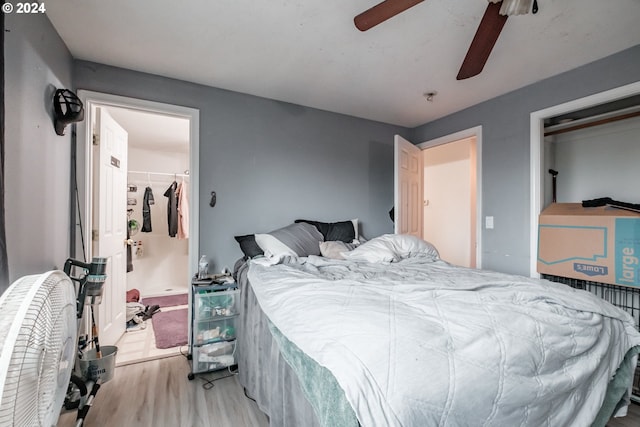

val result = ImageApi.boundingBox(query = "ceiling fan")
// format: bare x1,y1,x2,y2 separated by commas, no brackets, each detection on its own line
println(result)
354,0,539,80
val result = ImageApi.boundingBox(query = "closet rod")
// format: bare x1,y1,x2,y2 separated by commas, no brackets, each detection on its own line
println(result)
544,105,640,137
128,170,189,177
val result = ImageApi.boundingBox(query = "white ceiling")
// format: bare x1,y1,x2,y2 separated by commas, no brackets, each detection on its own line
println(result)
106,107,190,152
46,0,640,128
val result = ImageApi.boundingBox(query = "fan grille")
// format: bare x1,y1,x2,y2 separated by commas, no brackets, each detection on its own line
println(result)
0,271,77,427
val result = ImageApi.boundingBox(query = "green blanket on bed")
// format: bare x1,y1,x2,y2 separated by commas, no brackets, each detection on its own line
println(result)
591,346,640,427
269,322,359,427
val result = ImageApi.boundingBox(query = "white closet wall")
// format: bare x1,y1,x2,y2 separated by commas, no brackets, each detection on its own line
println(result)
552,116,640,203
127,146,189,296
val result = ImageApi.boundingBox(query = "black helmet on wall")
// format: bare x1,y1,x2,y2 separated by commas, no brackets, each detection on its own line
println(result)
53,89,84,136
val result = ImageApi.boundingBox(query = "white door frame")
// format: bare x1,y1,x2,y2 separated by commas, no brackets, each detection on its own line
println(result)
417,126,483,268
529,81,640,278
76,90,200,282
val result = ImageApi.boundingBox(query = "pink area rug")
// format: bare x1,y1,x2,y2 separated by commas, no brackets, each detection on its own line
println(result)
151,309,188,349
142,293,188,308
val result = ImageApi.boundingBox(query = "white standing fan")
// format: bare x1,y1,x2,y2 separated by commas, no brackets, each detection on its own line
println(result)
0,270,77,426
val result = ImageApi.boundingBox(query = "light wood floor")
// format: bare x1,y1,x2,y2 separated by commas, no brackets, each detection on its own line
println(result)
57,354,639,427
608,399,640,427
56,355,268,427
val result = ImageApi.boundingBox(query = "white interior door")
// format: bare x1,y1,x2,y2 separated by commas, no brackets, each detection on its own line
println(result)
394,135,423,237
93,107,128,346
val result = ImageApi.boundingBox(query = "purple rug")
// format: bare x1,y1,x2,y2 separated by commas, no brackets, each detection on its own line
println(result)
142,293,188,308
151,309,188,349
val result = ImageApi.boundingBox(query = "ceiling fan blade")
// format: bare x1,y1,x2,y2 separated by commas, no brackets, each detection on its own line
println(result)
354,0,425,32
457,1,508,80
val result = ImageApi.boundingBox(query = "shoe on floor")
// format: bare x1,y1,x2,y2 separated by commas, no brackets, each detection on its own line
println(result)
142,305,161,321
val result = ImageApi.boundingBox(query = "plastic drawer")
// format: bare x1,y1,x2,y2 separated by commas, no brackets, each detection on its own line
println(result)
194,289,239,321
193,316,237,346
193,340,236,373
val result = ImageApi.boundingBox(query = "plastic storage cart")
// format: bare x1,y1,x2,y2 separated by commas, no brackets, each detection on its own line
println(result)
188,280,239,380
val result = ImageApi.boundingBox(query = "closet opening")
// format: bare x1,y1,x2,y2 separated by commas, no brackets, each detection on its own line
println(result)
530,85,640,403
529,81,640,278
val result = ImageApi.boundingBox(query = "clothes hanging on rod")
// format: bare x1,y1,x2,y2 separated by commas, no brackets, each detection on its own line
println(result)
128,170,189,238
164,181,179,237
126,221,134,273
141,187,154,232
176,179,189,239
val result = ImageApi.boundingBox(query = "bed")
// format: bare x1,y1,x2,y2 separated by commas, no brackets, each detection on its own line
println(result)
235,222,640,427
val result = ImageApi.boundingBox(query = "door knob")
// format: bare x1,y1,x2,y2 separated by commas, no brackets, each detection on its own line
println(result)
124,239,134,246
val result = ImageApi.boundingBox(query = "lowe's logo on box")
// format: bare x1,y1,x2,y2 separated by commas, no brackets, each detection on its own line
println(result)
574,263,608,277
615,218,640,287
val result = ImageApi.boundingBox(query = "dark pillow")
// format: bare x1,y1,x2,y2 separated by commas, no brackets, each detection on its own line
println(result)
234,234,264,259
294,219,355,243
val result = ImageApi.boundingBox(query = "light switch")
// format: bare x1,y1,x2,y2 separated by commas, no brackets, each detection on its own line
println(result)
485,216,494,229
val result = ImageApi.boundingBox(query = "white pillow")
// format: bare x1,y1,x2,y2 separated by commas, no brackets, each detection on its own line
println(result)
384,234,440,260
340,237,398,263
319,241,356,260
341,234,439,263
351,218,359,240
254,234,297,258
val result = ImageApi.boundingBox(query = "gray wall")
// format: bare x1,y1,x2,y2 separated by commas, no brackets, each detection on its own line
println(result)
5,12,638,285
411,45,640,276
73,61,407,273
4,13,74,285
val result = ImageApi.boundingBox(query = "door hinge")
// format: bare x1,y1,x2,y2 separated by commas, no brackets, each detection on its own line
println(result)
92,230,99,241
92,134,99,146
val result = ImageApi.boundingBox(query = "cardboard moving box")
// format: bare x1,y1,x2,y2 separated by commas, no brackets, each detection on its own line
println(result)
537,203,640,287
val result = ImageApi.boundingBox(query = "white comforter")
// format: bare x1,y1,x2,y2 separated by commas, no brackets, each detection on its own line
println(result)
248,254,640,427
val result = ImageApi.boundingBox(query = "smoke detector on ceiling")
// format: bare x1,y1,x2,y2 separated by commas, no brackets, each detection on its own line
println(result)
423,91,438,102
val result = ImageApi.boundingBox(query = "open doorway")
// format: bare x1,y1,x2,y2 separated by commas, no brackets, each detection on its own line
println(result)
394,126,482,268
422,137,477,268
76,91,199,365
109,106,191,297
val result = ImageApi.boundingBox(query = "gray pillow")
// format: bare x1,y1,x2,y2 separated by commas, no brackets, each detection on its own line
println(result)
255,222,324,257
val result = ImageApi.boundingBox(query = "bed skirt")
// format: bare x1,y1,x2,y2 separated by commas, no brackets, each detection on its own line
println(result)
237,260,325,427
